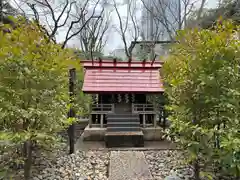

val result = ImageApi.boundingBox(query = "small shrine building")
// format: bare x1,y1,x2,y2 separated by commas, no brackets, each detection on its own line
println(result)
81,59,166,147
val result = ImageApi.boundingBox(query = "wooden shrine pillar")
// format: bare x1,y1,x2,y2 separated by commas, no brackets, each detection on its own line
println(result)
143,114,146,128
153,114,157,128
100,114,104,128
89,115,92,128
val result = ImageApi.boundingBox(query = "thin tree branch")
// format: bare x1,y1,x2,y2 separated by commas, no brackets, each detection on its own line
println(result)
62,0,101,48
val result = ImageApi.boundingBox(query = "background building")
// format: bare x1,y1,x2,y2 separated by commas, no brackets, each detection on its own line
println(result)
110,48,126,60
141,0,180,41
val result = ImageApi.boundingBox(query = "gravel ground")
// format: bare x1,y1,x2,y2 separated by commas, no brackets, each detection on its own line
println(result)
5,148,189,180
2,146,234,180
145,150,194,180
32,150,189,180
32,150,109,180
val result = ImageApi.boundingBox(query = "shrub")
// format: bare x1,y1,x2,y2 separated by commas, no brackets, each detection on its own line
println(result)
163,21,240,179
0,18,79,179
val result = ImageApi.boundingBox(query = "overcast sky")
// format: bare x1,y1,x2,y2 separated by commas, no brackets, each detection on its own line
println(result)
12,0,219,55
76,0,219,55
106,0,218,54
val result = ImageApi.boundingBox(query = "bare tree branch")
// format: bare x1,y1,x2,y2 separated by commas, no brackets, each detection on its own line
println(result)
75,2,111,60
128,2,139,56
196,0,207,20
141,0,174,41
140,0,206,40
15,0,104,49
12,0,27,17
62,0,102,48
112,0,140,59
113,0,130,58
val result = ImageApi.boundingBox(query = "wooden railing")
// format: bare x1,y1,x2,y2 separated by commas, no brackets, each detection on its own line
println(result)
132,104,155,114
91,104,114,114
91,103,156,114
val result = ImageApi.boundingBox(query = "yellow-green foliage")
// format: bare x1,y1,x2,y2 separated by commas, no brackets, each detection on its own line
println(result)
0,18,79,147
163,21,240,178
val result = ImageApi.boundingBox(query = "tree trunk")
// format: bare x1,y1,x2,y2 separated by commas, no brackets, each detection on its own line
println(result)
163,106,166,130
236,165,240,180
194,159,200,180
68,123,75,154
24,140,32,180
196,0,207,21
0,0,3,23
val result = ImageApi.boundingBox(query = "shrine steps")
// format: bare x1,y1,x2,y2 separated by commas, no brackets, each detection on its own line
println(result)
105,113,144,148
105,131,144,147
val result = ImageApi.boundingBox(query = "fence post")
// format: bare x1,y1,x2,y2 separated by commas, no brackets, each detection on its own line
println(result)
68,68,76,154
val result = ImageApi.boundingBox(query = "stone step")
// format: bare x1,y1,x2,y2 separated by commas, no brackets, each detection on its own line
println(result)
107,117,140,122
107,113,139,118
107,122,140,127
105,131,144,147
106,131,143,136
107,116,139,119
107,127,141,132
107,121,140,125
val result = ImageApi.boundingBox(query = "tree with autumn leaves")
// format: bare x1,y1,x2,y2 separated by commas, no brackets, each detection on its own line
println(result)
163,21,240,179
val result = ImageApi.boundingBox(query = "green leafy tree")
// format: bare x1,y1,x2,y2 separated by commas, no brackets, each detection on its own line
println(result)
0,18,79,179
74,77,92,118
163,21,240,179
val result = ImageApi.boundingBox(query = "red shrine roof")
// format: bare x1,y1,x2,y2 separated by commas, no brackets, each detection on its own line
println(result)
81,60,164,93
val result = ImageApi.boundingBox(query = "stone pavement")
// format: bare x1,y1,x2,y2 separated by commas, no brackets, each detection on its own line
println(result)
109,151,153,180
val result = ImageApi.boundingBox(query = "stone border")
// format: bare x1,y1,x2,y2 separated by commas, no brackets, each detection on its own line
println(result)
81,125,167,141
77,147,180,152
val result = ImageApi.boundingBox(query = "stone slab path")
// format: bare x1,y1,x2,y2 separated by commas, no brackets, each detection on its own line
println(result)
109,151,153,180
